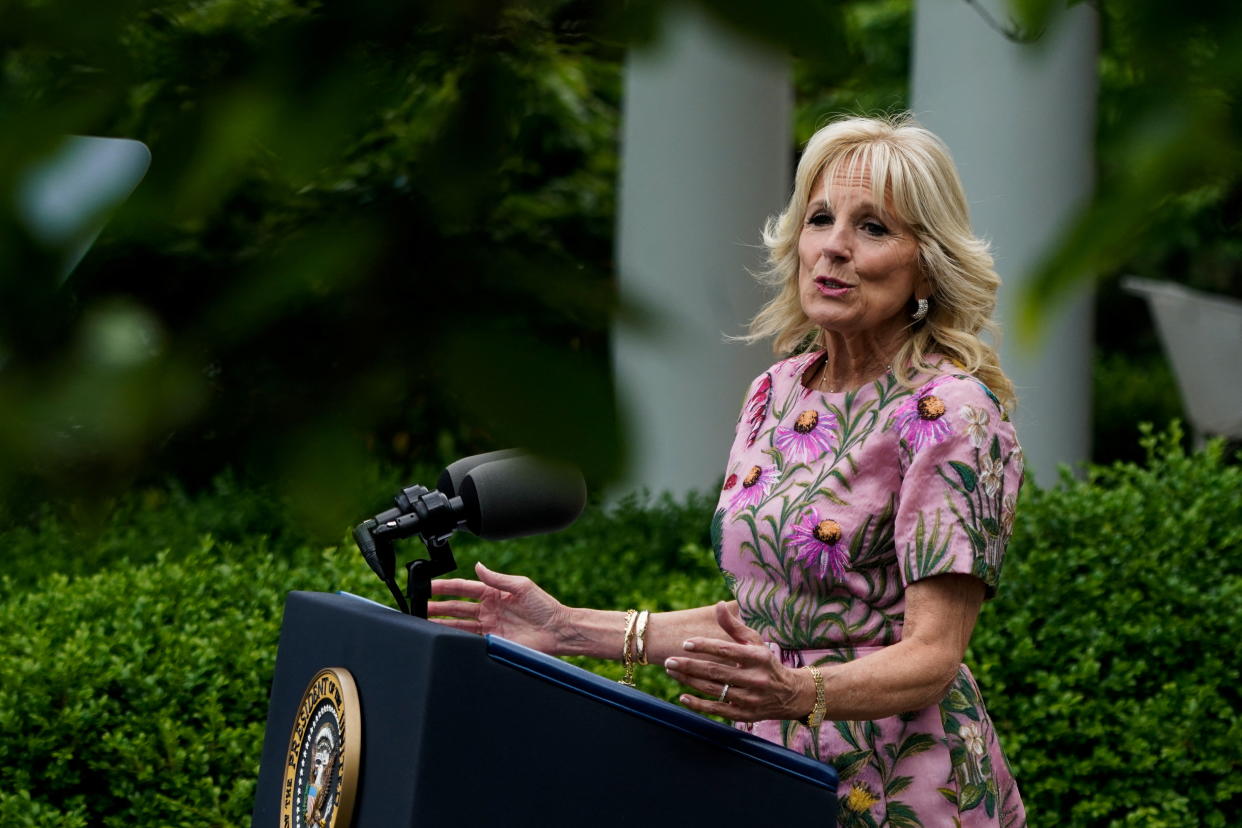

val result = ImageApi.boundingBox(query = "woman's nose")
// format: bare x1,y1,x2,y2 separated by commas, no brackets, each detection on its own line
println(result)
819,224,850,262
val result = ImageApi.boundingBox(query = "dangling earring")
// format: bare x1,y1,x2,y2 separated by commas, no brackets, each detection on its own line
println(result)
912,297,929,322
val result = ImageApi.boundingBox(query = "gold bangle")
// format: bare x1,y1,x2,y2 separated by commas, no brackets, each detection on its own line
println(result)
635,610,650,665
798,664,826,728
619,609,638,687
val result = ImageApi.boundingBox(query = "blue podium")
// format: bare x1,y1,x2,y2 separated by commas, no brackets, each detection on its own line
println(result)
251,591,837,826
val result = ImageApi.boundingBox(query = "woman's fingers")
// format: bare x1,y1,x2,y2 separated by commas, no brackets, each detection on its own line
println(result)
473,561,529,591
430,617,483,634
680,636,765,665
664,655,734,685
425,599,481,619
714,601,765,646
429,577,489,600
678,693,756,721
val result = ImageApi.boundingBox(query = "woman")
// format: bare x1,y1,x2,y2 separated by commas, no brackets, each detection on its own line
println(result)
430,114,1026,826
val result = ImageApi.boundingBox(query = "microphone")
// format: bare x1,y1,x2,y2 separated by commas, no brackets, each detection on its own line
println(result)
353,449,587,616
437,448,522,498
369,453,586,544
458,454,586,540
355,449,523,579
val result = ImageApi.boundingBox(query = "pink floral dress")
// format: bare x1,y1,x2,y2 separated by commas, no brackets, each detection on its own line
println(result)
713,351,1026,827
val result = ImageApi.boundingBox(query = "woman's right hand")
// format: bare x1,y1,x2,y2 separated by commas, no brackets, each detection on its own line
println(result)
427,562,571,655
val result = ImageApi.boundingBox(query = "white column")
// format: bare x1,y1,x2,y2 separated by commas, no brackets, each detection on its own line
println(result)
911,1,1098,485
613,6,792,496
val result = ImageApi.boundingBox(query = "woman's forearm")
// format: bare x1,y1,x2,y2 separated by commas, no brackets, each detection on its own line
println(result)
814,638,963,720
665,576,985,723
554,603,733,662
799,574,983,721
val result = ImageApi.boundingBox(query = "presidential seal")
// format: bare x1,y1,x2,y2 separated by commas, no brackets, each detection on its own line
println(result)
280,668,360,828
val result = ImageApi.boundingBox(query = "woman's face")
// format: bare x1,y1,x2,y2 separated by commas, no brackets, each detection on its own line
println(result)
797,166,924,342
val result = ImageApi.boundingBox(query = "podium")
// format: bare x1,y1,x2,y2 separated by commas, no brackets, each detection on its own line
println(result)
252,591,837,826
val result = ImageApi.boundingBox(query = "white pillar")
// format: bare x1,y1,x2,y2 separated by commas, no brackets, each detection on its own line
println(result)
911,1,1098,485
613,6,792,496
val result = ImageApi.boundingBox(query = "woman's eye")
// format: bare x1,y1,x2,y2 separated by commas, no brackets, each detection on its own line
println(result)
862,221,888,236
808,212,833,227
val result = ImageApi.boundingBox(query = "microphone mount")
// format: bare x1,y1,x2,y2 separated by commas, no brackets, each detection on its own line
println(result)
353,485,467,618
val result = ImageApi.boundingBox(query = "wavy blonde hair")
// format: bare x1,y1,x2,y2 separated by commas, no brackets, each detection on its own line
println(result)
745,113,1015,410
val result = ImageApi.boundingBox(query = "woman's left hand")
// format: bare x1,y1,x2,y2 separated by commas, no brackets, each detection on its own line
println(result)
664,602,811,723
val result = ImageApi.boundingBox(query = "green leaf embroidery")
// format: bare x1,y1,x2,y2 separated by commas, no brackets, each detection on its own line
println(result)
834,720,860,750
945,688,972,712
886,775,914,797
895,732,936,761
710,508,726,567
938,787,959,806
831,749,873,782
885,802,922,828
813,486,850,506
960,782,987,810
949,460,977,492
964,523,987,555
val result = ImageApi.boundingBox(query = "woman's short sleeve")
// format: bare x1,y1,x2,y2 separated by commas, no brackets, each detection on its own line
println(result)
890,374,1024,598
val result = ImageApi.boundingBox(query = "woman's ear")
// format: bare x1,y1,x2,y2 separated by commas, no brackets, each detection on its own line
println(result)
914,271,933,302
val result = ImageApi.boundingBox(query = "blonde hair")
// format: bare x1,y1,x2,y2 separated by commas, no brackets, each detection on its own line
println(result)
746,113,1016,410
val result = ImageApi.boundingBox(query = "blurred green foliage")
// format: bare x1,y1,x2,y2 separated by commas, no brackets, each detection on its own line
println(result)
1089,347,1182,465
2,0,639,533
2,425,1238,824
0,0,907,535
5,0,1240,523
1017,1,1242,326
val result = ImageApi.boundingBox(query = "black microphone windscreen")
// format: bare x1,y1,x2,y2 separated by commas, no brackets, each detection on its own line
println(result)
459,455,586,541
436,449,523,498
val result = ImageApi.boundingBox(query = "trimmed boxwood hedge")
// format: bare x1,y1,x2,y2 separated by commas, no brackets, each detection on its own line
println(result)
0,488,724,827
1,425,1239,825
968,424,1242,826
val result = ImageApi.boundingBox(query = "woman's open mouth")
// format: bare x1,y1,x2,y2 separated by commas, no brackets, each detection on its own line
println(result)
814,276,853,296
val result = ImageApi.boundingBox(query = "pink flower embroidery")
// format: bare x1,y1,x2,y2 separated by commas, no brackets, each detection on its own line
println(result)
787,508,848,580
787,351,821,377
774,408,837,466
728,464,777,512
892,376,954,453
744,373,773,448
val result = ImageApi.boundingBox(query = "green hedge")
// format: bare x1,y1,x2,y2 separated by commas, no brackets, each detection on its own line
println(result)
1,428,1239,825
970,424,1242,826
0,487,723,826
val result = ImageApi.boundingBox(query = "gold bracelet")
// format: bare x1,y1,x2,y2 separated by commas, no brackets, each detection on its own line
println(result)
635,609,650,665
619,609,638,687
798,664,826,728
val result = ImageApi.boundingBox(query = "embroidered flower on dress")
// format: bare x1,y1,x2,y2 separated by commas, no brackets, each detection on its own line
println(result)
1000,494,1017,542
961,723,986,757
723,473,738,491
787,351,822,377
959,404,989,448
774,408,837,466
892,376,954,452
844,782,879,814
979,455,1003,496
787,508,848,580
727,464,776,512
743,373,773,448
